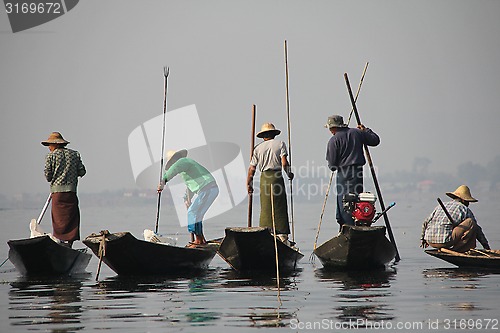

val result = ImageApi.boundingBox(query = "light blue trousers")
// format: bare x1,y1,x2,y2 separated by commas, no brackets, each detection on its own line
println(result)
187,185,219,235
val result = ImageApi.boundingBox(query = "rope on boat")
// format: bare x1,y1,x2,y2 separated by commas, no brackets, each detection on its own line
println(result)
95,230,109,281
0,257,9,269
310,172,334,263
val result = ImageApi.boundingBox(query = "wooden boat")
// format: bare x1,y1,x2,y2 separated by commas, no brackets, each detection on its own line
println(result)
217,227,304,272
7,235,92,276
313,225,397,270
83,231,220,276
425,248,500,269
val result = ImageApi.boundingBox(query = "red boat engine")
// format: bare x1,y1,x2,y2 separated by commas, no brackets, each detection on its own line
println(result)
352,201,376,224
343,192,377,226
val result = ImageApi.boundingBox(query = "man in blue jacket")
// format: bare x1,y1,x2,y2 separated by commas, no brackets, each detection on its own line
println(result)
325,115,380,227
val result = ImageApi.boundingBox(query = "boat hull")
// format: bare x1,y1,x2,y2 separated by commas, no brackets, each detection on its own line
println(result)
7,235,92,276
217,227,304,272
314,225,396,270
425,249,500,269
83,231,219,276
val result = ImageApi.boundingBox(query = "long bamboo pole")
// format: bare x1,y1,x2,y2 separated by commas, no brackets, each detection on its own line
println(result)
155,67,169,233
247,105,256,227
344,72,401,262
270,184,282,306
346,62,369,126
284,40,295,242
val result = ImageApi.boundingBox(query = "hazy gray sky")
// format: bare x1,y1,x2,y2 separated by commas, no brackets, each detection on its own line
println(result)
1,0,500,196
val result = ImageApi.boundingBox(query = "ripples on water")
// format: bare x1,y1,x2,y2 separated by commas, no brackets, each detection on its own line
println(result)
1,199,500,332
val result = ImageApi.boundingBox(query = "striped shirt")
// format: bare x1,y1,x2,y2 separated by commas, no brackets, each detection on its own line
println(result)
44,148,86,193
421,200,489,247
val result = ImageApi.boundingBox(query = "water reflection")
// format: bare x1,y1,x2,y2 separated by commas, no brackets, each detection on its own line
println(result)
88,270,223,328
423,267,500,280
315,267,397,323
422,268,497,314
217,268,301,328
9,275,88,332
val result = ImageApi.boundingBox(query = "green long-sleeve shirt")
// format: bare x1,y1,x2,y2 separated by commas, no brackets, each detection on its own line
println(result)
163,158,215,194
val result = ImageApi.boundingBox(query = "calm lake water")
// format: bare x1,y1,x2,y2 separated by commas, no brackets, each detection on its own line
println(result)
1,190,499,332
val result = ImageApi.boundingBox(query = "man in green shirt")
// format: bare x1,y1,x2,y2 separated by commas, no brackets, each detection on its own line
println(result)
158,149,219,246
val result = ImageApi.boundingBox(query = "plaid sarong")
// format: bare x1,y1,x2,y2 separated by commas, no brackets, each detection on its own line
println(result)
51,192,80,242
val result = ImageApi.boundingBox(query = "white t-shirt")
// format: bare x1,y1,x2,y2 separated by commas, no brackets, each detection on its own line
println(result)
250,139,288,172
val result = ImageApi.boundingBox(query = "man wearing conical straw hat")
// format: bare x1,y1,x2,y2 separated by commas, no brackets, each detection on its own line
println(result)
247,123,294,241
158,149,219,247
421,185,490,252
42,132,86,248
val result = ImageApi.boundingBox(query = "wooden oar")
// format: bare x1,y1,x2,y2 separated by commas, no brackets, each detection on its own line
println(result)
437,198,456,225
155,66,169,234
247,105,256,227
469,248,492,257
439,247,468,257
284,40,295,242
344,73,400,262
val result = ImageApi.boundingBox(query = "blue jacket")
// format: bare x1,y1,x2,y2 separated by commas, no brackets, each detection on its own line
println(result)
326,127,380,171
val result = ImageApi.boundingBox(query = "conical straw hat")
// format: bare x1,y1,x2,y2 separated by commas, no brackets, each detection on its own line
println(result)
165,149,188,170
256,123,281,138
446,185,478,202
41,132,70,146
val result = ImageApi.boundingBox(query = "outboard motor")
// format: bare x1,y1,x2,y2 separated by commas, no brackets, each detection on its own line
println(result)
342,192,377,226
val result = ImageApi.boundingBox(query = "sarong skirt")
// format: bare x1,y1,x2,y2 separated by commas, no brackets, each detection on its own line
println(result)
259,170,290,234
51,192,80,242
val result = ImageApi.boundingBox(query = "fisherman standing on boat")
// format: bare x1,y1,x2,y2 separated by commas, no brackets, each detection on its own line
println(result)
421,185,490,252
325,115,380,227
158,149,219,247
42,132,86,248
247,123,294,242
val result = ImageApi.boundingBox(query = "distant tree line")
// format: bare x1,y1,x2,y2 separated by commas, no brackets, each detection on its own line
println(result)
381,155,500,193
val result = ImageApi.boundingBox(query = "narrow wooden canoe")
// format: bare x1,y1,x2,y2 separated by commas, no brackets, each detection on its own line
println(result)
217,227,304,272
7,235,92,276
425,248,500,269
313,225,397,270
83,231,219,276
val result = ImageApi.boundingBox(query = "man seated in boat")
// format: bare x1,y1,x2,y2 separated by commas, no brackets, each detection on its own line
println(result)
246,123,294,244
158,149,219,247
420,185,490,252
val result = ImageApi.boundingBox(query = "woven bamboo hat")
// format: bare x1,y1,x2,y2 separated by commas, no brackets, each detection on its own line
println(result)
41,132,70,146
446,185,478,203
256,123,281,138
165,149,188,170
